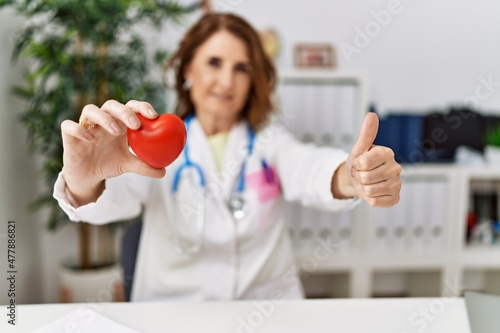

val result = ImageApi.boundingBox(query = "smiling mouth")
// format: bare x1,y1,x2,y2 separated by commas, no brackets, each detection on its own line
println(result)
211,93,234,101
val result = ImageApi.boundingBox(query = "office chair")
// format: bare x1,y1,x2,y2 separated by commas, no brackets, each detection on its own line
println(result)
121,220,143,302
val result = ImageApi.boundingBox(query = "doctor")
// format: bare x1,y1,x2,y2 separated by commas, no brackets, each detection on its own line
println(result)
54,13,401,301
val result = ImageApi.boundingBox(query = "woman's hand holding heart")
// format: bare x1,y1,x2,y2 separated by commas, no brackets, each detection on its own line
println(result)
61,100,185,206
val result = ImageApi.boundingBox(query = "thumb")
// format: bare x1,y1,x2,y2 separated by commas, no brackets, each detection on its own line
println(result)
349,112,379,158
125,155,166,179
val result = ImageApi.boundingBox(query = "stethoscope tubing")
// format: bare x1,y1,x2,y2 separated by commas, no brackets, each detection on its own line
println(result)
170,114,273,255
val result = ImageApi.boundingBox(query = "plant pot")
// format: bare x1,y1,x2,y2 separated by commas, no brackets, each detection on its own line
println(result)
484,145,500,165
58,260,124,303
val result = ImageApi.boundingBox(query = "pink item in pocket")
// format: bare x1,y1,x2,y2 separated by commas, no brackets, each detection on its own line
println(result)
246,165,281,203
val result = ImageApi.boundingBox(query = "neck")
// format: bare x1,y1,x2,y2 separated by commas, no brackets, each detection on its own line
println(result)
196,112,237,136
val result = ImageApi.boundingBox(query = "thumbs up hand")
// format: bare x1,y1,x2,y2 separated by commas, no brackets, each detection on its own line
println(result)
340,112,402,208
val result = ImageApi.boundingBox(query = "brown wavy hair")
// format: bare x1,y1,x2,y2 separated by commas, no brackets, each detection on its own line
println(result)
166,13,276,131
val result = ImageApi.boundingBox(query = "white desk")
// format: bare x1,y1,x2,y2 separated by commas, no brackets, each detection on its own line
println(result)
2,298,470,333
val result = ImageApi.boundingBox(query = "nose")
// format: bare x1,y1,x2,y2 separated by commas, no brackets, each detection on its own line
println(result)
217,65,234,90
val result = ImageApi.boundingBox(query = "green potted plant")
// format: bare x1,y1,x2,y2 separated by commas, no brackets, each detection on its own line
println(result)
0,0,199,302
485,125,500,165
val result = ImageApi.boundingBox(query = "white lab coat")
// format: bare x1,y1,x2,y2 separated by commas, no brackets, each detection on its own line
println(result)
53,117,359,302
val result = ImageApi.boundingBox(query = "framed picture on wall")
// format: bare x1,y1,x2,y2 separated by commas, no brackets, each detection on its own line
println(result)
294,43,337,69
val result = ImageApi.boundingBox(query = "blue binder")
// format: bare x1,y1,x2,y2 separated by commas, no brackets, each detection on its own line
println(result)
374,113,424,164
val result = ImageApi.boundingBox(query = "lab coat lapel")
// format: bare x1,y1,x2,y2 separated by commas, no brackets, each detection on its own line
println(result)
187,118,248,203
219,121,248,201
187,118,218,181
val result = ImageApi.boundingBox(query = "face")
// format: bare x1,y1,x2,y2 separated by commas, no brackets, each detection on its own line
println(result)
184,30,252,124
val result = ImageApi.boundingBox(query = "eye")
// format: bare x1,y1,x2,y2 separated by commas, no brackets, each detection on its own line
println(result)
208,57,221,68
235,64,249,73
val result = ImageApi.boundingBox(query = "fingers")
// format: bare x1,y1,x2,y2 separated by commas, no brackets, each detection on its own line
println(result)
80,104,124,136
79,100,159,136
353,165,401,187
101,99,157,130
61,119,96,143
352,146,395,171
364,194,400,209
349,112,379,158
349,145,402,208
359,178,402,198
355,172,401,207
125,100,158,119
123,155,166,179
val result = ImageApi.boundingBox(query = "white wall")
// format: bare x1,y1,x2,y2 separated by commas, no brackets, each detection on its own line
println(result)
0,8,42,304
166,0,500,114
1,0,500,304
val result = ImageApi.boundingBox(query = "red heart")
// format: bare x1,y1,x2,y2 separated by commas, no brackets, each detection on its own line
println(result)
127,114,186,169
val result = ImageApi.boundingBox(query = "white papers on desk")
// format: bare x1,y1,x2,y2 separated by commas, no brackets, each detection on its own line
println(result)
33,309,141,333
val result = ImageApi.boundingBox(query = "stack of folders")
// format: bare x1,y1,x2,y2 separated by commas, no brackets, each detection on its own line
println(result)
278,81,361,256
278,82,359,153
374,114,425,163
369,178,448,254
285,202,354,256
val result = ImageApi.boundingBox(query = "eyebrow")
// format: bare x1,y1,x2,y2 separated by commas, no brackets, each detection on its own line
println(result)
236,61,251,68
208,56,251,66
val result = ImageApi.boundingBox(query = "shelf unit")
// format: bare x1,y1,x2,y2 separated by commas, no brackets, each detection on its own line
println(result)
291,164,500,298
455,167,500,297
277,70,500,299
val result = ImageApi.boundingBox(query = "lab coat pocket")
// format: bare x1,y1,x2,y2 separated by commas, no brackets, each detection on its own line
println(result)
246,165,281,203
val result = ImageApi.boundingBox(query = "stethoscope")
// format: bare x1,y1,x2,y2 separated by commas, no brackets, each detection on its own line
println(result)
170,114,274,255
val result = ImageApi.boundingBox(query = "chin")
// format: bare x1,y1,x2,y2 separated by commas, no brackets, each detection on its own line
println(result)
205,106,241,120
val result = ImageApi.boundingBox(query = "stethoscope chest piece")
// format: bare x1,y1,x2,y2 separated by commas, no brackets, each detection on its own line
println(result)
171,115,273,254
228,195,247,220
